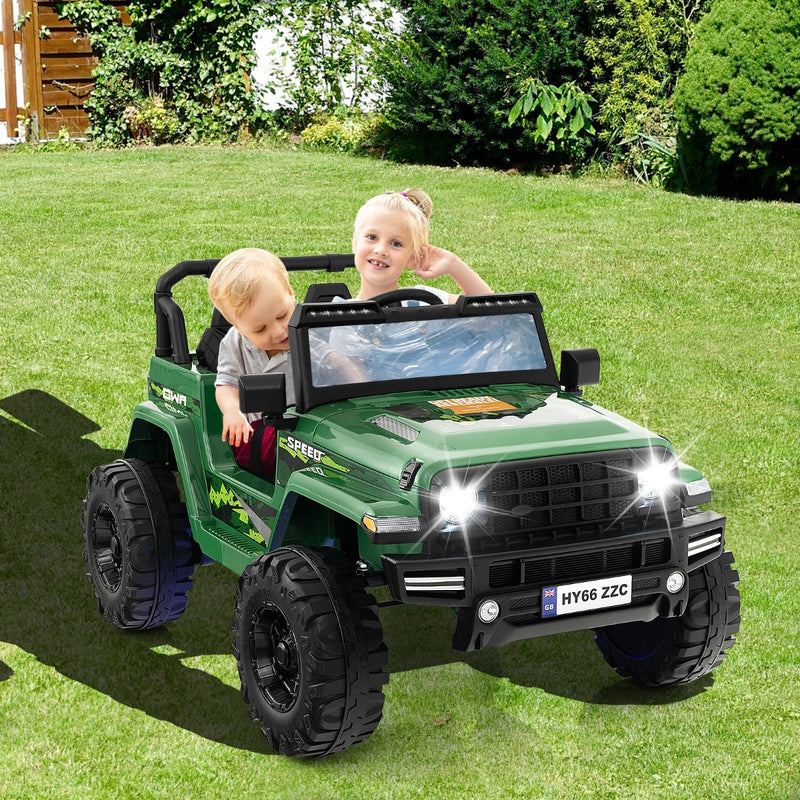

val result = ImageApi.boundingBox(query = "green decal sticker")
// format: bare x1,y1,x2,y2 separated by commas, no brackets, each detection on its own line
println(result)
280,435,350,473
209,479,264,544
149,380,200,416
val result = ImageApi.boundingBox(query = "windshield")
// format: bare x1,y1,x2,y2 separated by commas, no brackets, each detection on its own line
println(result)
308,313,547,387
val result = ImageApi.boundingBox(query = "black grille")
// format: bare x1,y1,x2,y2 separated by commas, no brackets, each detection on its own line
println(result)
488,456,636,531
488,537,671,589
425,447,681,557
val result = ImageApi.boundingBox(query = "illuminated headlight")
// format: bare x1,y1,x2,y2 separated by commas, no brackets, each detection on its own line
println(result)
439,485,480,526
637,459,678,502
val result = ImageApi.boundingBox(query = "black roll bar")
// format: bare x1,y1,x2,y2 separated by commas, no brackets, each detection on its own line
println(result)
154,254,355,364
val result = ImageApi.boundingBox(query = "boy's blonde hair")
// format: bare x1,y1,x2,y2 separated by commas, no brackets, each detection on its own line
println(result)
208,248,290,322
352,188,433,263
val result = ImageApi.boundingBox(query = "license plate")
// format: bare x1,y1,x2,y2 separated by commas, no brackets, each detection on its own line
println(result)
542,574,632,618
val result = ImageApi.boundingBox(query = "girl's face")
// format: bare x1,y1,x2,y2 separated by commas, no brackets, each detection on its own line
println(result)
353,209,417,293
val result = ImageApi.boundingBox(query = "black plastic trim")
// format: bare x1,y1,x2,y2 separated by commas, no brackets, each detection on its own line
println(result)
381,510,725,649
289,292,559,414
154,254,355,363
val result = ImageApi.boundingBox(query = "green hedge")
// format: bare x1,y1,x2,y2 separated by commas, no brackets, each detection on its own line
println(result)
378,0,589,166
674,0,800,200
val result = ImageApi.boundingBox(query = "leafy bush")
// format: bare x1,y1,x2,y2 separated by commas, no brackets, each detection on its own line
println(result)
59,0,267,145
619,109,680,188
673,0,800,200
377,0,589,166
260,0,396,126
123,96,182,145
508,79,596,163
300,110,390,154
584,0,711,140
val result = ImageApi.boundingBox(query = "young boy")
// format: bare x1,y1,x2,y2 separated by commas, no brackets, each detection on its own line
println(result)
208,248,295,477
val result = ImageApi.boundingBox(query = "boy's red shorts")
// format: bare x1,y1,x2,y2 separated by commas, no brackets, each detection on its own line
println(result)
230,420,277,478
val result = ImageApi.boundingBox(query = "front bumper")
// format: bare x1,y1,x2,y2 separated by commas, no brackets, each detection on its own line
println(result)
381,509,725,651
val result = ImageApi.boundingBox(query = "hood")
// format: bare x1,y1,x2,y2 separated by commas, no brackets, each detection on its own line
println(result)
310,385,667,488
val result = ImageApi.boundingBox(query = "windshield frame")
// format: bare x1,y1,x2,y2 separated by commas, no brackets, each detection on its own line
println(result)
287,292,559,413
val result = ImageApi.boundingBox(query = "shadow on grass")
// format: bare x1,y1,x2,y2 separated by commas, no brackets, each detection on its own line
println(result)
0,390,706,761
0,390,267,754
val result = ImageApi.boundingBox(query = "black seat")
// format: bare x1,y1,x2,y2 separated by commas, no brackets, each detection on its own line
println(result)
303,282,351,303
197,307,232,371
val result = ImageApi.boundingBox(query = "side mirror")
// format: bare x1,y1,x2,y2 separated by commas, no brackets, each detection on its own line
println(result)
560,348,600,396
239,373,297,429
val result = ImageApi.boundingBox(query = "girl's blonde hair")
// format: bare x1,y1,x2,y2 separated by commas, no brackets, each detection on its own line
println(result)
208,248,290,322
352,188,433,263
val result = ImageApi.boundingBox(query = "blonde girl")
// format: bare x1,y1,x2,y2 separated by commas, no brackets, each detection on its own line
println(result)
351,188,491,302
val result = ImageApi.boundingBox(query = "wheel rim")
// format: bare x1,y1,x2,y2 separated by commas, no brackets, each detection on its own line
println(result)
249,602,300,713
91,503,123,592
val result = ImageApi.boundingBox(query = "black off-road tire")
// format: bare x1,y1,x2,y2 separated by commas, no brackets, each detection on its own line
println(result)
594,550,740,686
232,546,389,758
83,458,195,630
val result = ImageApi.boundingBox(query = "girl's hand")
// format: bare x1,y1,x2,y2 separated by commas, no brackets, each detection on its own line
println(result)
413,245,492,297
222,411,253,447
413,245,456,280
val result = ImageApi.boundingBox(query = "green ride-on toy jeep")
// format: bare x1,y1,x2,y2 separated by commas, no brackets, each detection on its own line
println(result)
83,256,740,758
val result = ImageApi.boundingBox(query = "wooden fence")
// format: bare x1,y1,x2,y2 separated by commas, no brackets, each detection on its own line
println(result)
1,0,127,141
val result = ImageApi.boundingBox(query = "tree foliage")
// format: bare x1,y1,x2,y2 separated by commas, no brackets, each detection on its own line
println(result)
376,0,589,166
584,0,712,141
259,0,396,126
673,0,800,200
60,0,266,144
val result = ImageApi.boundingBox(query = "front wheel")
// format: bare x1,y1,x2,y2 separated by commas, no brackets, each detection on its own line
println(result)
594,550,740,686
232,546,388,757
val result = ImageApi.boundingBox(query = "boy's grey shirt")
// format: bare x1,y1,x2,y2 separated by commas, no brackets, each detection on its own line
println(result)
215,327,295,423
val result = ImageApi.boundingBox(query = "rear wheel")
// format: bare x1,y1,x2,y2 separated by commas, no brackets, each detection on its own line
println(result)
232,546,388,757
83,458,195,629
594,550,740,685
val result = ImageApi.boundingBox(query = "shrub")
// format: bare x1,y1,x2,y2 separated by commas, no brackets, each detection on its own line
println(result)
123,96,182,145
300,110,390,154
377,0,589,166
619,108,680,188
584,0,712,142
59,0,267,146
673,0,800,200
508,78,596,163
260,0,396,126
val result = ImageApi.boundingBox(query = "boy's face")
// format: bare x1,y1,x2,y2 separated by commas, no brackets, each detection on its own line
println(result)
234,275,295,357
353,209,416,291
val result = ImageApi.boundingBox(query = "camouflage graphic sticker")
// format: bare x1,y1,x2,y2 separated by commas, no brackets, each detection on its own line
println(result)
208,478,267,545
276,434,396,493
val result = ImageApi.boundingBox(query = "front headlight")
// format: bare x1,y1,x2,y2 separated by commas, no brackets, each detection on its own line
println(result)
637,458,678,502
439,485,480,526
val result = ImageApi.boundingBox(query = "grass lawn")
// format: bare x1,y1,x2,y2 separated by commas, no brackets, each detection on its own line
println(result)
0,145,798,800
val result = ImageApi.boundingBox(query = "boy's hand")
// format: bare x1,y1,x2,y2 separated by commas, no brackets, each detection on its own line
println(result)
222,411,253,447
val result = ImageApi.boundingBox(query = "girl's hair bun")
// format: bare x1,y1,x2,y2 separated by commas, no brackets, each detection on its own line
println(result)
400,188,433,220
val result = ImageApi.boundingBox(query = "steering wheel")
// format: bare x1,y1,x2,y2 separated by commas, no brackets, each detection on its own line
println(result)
369,288,445,307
